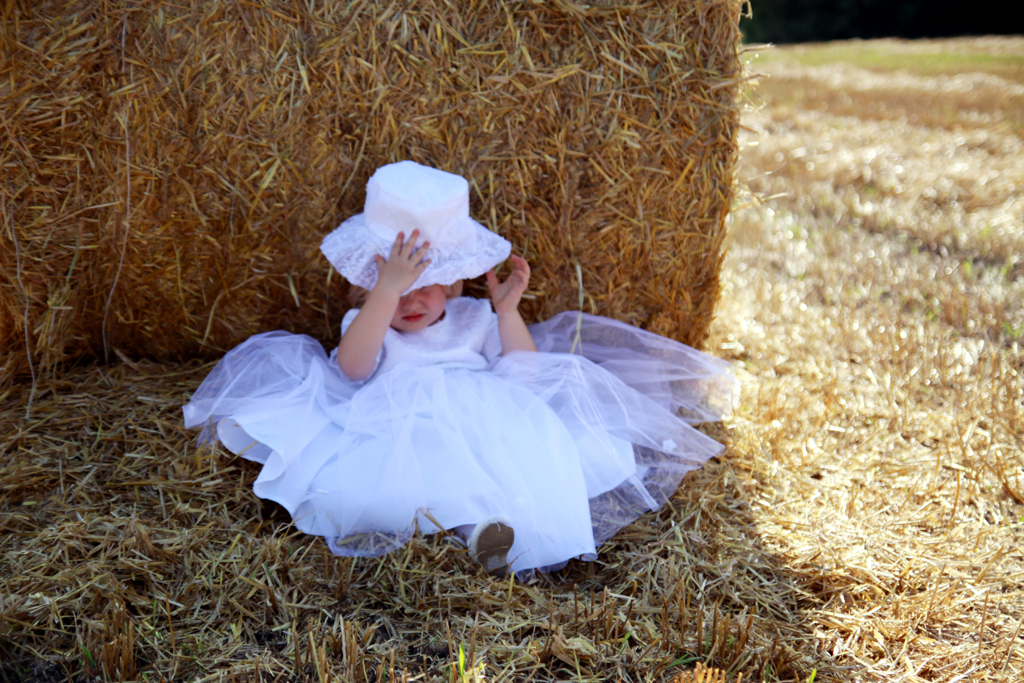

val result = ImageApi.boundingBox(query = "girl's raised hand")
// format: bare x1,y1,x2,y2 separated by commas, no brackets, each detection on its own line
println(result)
373,230,430,295
486,255,531,314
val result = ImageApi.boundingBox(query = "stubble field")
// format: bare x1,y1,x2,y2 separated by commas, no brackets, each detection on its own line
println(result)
2,36,1023,683
709,35,1024,681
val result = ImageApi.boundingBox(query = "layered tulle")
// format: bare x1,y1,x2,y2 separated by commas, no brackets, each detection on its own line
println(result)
183,314,736,575
529,312,737,424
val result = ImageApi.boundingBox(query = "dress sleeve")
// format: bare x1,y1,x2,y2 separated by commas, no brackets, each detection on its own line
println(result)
481,311,503,363
340,308,360,336
329,308,385,380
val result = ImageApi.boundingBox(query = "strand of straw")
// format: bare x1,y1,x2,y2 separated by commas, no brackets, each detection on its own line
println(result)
569,260,584,355
102,20,132,364
8,199,37,421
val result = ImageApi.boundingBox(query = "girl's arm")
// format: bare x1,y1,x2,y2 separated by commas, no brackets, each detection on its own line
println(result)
486,255,538,355
337,231,430,380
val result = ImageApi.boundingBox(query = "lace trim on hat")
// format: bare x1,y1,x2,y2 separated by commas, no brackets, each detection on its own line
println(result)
320,215,511,292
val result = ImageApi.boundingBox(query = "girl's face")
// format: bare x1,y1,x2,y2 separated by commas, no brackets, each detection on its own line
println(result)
390,284,448,332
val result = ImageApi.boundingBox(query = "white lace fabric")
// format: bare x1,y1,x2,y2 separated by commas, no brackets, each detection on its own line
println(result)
320,214,511,293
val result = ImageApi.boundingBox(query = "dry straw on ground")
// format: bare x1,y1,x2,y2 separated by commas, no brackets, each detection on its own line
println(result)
1,0,744,388
0,361,770,683
712,37,1024,681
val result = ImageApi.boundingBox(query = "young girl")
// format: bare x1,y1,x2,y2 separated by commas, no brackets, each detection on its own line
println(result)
183,161,735,578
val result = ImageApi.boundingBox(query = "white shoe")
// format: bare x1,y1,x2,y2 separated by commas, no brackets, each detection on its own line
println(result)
468,517,515,578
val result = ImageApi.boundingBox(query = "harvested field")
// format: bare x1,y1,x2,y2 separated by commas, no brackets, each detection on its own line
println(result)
715,36,1024,681
2,36,1024,683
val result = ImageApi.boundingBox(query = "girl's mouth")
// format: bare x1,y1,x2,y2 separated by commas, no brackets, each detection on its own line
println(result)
402,313,425,323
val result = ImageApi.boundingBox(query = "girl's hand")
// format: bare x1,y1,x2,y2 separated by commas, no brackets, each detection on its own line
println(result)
338,231,428,381
486,255,531,315
373,230,431,295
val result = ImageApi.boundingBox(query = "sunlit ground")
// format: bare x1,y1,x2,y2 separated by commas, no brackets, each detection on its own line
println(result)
706,36,1024,682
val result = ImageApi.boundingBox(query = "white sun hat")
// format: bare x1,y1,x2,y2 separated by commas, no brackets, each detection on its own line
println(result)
320,161,512,293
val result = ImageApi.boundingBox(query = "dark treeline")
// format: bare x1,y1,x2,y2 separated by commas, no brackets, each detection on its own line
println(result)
741,0,1024,44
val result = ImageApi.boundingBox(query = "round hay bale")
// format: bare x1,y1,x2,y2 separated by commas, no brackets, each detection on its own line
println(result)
0,0,744,384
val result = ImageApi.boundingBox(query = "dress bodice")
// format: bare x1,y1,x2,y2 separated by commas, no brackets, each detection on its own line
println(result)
332,297,502,380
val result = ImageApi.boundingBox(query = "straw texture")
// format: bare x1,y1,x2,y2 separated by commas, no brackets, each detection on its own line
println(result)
0,360,759,683
0,0,743,384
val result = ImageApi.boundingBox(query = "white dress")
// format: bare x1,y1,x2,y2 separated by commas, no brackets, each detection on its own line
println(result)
183,297,736,575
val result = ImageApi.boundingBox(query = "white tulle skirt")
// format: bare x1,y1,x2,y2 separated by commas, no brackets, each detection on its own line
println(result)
183,312,736,575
